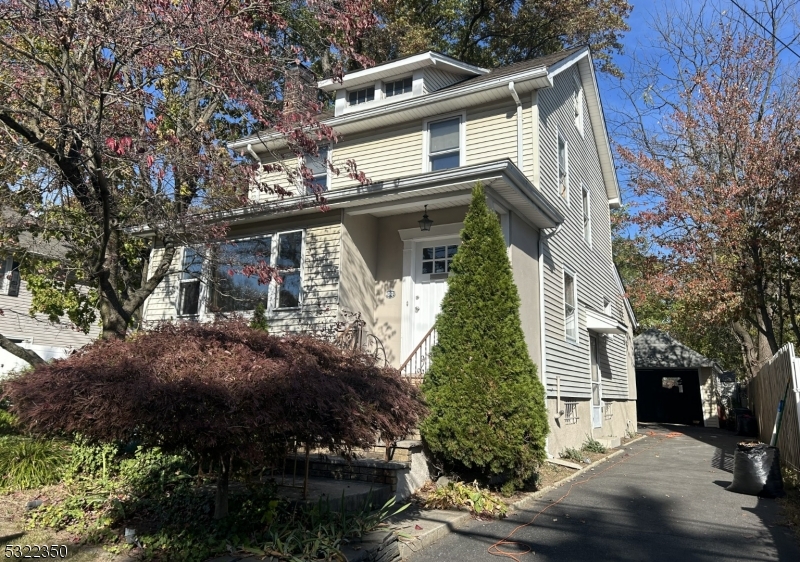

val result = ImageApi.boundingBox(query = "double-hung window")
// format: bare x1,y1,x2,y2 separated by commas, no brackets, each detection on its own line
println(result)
428,117,461,171
305,148,328,194
558,135,568,200
178,248,203,316
0,257,20,297
276,231,303,308
564,270,577,342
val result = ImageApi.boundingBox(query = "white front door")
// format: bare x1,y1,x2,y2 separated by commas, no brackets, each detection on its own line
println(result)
411,238,460,347
590,335,603,428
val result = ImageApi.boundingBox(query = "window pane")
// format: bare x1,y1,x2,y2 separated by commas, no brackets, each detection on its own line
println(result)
422,262,433,274
180,281,200,315
349,92,357,105
434,246,445,259
211,238,271,312
430,152,460,171
367,88,374,102
306,148,327,176
278,232,302,268
183,248,203,279
434,260,446,273
447,245,458,257
429,118,460,153
278,271,301,308
422,247,433,260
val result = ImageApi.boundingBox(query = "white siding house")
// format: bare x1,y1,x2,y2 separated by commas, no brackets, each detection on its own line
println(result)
141,47,638,454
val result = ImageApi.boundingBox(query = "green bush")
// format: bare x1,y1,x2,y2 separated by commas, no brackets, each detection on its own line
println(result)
0,408,18,436
0,436,69,491
561,447,584,463
582,435,607,454
421,182,549,493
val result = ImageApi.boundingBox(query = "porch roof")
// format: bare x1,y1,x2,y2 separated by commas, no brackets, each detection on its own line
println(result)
131,160,564,236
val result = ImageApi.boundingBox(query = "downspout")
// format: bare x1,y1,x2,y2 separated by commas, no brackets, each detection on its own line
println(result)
508,82,523,169
246,143,259,163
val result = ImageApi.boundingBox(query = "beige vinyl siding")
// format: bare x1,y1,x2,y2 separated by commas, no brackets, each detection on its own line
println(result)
0,283,98,347
250,153,299,203
422,69,467,93
330,123,423,189
538,66,630,401
141,246,182,323
142,222,342,335
465,101,517,165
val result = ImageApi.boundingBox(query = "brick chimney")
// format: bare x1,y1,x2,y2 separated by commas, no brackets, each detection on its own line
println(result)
284,63,318,116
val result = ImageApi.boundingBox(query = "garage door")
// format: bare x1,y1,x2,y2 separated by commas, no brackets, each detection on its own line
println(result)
636,369,704,425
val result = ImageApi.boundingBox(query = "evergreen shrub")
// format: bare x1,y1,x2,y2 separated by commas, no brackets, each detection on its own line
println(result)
420,183,548,492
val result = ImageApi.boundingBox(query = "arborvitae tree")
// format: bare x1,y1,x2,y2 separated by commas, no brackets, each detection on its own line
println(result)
250,303,269,332
420,183,548,492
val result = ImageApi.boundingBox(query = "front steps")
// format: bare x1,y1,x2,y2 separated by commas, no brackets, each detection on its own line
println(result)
285,439,429,500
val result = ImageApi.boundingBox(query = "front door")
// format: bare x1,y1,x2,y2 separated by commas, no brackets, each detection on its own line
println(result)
590,335,603,428
411,238,460,347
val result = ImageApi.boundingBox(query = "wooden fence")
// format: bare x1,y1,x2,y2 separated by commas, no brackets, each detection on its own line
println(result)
748,343,800,471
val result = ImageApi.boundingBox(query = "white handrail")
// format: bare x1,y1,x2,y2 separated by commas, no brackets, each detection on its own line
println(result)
399,326,437,378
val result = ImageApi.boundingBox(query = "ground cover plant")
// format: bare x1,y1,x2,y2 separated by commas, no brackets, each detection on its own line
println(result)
419,480,508,519
3,321,425,519
17,439,405,562
421,183,548,494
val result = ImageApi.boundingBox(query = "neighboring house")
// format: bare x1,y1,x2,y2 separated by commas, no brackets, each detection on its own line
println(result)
0,234,99,377
141,47,638,455
634,329,721,428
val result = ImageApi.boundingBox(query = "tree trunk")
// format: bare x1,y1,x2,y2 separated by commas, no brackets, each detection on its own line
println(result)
98,295,129,340
214,455,230,519
0,333,46,366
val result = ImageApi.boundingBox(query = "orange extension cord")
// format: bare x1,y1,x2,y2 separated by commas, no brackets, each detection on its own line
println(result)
487,431,683,561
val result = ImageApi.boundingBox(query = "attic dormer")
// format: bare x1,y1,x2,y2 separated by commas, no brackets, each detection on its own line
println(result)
318,52,488,117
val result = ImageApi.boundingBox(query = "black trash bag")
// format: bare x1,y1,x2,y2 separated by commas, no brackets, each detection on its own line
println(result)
726,443,785,498
736,413,759,437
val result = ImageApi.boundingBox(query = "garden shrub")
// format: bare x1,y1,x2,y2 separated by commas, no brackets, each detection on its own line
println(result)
0,436,69,491
421,183,548,493
3,321,425,517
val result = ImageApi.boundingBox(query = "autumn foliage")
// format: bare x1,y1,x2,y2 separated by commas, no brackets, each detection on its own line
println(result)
2,321,425,515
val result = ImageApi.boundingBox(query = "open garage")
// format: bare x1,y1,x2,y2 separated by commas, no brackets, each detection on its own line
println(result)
634,330,721,427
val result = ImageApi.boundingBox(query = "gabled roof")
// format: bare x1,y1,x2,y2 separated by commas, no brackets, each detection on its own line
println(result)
230,47,621,206
634,329,717,370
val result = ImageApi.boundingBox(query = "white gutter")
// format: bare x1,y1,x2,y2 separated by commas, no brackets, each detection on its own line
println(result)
508,81,523,169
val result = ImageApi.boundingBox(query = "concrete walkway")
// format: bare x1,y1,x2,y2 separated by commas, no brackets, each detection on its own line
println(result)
405,425,800,561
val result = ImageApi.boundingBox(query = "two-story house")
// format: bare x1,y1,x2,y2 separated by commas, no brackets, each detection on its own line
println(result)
141,47,638,456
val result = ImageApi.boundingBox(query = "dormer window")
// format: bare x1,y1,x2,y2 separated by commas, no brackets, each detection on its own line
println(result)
385,77,412,97
348,86,375,106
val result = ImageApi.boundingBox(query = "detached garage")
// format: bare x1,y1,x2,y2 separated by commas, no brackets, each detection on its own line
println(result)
634,329,720,428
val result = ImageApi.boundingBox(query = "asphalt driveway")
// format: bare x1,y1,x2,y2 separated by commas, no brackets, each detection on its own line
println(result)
406,424,800,562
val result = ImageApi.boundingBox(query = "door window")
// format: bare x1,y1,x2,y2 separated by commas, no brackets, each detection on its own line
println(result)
420,244,458,275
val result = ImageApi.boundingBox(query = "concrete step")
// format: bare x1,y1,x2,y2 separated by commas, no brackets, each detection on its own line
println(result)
594,436,621,449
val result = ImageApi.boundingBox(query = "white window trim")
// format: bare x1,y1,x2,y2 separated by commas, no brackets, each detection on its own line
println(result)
383,76,414,100
300,147,331,193
192,229,305,318
0,256,20,297
563,266,578,344
273,229,305,311
557,130,569,204
573,72,584,136
177,247,203,318
582,183,592,247
421,110,467,173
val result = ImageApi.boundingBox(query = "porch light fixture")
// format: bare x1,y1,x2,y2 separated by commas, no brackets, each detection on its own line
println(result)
418,205,433,231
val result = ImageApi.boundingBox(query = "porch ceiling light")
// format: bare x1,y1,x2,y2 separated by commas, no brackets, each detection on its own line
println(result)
418,205,433,231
